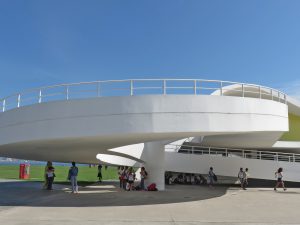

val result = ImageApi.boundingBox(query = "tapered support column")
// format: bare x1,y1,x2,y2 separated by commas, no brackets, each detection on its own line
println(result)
141,141,165,190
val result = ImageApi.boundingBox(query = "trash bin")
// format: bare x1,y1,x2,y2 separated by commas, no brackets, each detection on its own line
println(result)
19,163,30,179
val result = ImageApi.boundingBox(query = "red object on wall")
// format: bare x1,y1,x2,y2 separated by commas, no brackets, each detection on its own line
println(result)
19,164,30,179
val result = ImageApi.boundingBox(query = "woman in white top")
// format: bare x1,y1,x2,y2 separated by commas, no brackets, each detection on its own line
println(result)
274,167,287,191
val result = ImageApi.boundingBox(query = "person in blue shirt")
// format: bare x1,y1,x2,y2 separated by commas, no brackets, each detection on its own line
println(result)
68,162,79,194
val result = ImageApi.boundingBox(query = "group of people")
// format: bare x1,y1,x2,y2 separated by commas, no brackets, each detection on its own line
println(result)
118,166,148,191
43,161,287,193
165,172,207,185
237,167,249,190
209,166,287,191
43,161,79,194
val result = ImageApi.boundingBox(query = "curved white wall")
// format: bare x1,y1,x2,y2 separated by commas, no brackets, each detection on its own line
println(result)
165,152,300,182
0,95,288,163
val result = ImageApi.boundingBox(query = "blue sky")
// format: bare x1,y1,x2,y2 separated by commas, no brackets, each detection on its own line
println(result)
1,0,300,98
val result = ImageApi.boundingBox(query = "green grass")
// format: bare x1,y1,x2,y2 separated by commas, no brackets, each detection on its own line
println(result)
0,165,118,182
280,113,300,141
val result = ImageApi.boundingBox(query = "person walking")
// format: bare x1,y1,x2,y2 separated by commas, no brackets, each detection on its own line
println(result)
208,167,216,188
97,164,102,182
238,168,246,190
274,167,287,191
68,162,79,194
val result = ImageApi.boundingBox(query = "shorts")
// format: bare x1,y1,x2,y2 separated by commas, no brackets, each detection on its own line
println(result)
128,180,134,184
277,178,282,182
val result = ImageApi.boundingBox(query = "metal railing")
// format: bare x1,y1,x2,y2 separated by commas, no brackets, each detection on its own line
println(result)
165,144,300,163
0,79,287,113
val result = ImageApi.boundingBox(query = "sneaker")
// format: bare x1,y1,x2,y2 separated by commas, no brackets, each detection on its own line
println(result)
284,188,287,191
274,188,277,191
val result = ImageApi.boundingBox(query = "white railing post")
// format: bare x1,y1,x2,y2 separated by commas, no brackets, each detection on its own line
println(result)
66,86,69,100
208,147,211,155
284,94,287,104
191,146,194,154
225,148,228,157
130,80,133,96
198,81,201,95
242,84,245,97
220,81,223,96
97,82,101,97
38,89,42,103
259,151,261,160
163,80,166,95
271,89,273,100
0,79,289,113
293,154,295,162
2,99,6,112
17,94,21,108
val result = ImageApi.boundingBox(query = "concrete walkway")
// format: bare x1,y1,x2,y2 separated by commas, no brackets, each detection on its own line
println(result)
0,180,299,225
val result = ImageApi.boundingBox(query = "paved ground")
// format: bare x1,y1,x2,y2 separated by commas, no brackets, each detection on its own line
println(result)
0,179,300,225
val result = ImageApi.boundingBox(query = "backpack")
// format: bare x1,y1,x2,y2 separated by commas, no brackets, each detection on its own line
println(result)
147,183,157,191
213,174,218,182
69,166,78,176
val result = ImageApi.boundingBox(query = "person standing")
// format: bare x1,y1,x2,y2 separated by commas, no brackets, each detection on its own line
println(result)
97,164,102,182
274,167,287,191
123,166,128,190
43,161,52,189
127,167,135,191
118,166,124,188
46,166,55,190
68,162,79,194
208,167,215,188
238,168,246,190
140,167,148,190
243,168,249,189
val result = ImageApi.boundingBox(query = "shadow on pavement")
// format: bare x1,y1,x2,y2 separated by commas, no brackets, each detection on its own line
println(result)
0,180,229,207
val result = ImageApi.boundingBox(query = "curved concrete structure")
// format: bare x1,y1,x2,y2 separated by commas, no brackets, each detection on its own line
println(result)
0,79,299,189
0,95,289,160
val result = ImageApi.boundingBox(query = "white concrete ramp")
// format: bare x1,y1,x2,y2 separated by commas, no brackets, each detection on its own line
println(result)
165,151,300,182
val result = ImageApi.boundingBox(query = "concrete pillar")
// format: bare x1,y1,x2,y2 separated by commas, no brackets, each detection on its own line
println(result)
141,141,165,190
